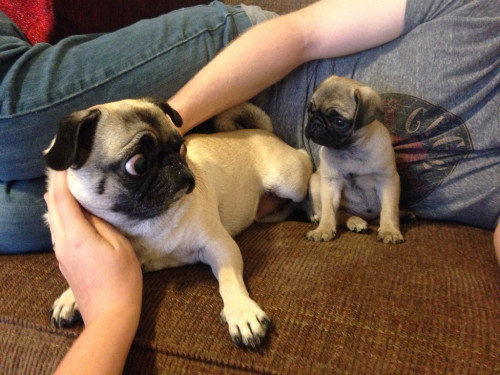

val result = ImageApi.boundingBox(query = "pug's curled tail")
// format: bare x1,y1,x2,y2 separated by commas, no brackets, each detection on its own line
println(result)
214,103,273,133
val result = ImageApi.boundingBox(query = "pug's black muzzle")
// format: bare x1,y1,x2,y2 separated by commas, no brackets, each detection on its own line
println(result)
305,112,354,149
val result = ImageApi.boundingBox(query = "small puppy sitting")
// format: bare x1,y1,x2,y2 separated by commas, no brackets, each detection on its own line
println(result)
44,98,313,348
305,76,404,244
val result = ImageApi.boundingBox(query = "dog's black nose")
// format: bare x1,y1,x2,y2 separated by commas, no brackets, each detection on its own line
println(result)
305,115,324,140
159,153,176,167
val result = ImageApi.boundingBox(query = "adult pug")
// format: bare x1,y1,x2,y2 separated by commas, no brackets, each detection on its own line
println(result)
305,76,404,244
44,98,312,348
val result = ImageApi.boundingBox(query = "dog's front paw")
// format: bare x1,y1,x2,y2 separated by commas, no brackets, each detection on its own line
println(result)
306,228,336,242
377,229,404,244
220,298,270,349
346,216,369,233
50,288,82,328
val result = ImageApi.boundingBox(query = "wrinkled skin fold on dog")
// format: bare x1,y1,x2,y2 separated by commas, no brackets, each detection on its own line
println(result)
44,99,313,348
305,76,404,244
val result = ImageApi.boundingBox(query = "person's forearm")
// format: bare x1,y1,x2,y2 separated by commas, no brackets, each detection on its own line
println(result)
168,13,309,134
168,0,406,134
54,309,140,375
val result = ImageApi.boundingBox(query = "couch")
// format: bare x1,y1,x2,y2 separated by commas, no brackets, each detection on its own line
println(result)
1,1,499,374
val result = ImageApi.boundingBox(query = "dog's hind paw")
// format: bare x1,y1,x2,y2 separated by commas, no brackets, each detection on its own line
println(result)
309,214,320,224
220,298,270,349
377,229,404,244
50,288,82,328
306,228,336,242
346,216,369,233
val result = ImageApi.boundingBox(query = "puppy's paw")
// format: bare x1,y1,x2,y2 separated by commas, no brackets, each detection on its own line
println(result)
377,229,404,244
50,288,82,328
306,228,336,242
220,298,270,349
346,216,369,233
309,214,320,224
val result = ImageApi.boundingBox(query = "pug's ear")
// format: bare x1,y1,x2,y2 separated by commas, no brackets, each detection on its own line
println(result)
141,97,183,127
353,86,383,129
44,109,100,170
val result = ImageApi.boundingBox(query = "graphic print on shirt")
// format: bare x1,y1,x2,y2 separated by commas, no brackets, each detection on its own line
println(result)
381,93,473,207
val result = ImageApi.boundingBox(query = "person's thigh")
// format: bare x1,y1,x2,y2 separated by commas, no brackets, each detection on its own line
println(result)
0,178,50,253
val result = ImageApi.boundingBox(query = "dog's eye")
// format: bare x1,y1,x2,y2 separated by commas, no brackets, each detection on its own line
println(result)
333,118,349,128
125,154,149,176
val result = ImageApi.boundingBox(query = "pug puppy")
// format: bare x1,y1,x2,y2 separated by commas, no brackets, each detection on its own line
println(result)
44,98,313,348
304,76,404,244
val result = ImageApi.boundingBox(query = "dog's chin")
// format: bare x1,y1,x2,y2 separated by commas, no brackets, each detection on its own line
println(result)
309,136,351,149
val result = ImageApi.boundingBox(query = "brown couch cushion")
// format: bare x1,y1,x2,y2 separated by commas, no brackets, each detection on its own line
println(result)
1,220,499,374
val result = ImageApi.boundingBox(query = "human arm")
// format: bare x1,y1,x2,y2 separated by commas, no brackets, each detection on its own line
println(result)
44,171,142,375
169,0,407,134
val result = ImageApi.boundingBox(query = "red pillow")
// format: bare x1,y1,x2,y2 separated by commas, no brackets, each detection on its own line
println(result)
0,0,54,44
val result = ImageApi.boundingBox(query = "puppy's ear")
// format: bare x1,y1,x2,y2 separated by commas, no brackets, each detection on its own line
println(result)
44,109,100,170
353,86,383,128
141,97,183,128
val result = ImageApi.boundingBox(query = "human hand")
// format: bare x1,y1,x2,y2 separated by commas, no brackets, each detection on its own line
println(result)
44,171,143,326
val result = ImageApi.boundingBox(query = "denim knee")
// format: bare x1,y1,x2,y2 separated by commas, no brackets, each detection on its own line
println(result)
0,177,51,253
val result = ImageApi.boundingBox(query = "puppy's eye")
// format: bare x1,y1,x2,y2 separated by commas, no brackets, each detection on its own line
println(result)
333,118,349,128
125,154,149,176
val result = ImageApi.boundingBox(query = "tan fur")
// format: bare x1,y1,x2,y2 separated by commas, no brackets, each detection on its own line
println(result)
305,76,404,244
46,100,312,348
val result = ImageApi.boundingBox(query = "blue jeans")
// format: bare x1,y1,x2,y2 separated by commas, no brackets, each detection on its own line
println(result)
0,2,252,253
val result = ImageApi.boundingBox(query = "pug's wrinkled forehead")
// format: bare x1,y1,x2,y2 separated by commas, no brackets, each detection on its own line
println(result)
89,99,184,164
97,99,179,139
43,97,184,172
309,76,363,120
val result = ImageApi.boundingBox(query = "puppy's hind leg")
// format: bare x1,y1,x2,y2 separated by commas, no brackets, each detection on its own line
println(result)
338,211,369,234
200,226,270,348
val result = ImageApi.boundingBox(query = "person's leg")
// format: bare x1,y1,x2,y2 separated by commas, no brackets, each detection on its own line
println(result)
0,1,254,253
0,178,50,253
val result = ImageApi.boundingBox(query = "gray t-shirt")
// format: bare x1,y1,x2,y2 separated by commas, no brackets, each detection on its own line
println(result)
251,0,500,230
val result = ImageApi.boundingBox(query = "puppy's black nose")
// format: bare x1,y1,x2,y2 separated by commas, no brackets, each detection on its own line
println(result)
305,114,324,140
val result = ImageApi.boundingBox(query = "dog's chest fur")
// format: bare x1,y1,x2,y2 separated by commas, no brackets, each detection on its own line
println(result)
317,121,394,217
105,130,285,272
